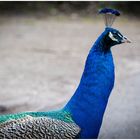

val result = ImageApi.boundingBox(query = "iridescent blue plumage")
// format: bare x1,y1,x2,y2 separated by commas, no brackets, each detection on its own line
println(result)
0,9,131,139
64,27,130,138
64,27,115,138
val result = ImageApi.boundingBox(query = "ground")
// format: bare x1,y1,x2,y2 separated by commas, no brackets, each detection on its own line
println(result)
0,15,139,138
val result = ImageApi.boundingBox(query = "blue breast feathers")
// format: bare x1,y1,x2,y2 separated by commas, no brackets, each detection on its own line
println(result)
64,28,115,138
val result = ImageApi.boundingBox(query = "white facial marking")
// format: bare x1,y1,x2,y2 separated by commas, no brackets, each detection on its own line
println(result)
118,33,123,38
109,32,119,42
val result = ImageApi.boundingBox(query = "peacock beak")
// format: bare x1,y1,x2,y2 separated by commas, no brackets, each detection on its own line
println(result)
121,36,131,43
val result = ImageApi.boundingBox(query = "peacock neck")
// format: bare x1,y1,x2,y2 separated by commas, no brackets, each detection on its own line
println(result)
63,33,115,138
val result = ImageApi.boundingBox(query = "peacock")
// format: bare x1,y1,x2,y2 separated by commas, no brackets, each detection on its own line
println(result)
0,8,131,139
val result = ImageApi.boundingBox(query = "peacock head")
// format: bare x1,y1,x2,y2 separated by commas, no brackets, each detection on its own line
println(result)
102,27,131,48
98,8,131,49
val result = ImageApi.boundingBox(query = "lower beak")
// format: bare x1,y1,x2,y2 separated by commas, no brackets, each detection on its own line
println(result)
121,37,131,43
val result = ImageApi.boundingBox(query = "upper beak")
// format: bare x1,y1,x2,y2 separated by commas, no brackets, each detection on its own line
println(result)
121,36,131,43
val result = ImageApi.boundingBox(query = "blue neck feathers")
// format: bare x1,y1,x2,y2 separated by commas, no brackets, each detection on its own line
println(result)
64,28,115,138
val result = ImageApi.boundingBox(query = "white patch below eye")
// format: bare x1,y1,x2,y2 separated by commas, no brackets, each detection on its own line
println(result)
109,32,119,42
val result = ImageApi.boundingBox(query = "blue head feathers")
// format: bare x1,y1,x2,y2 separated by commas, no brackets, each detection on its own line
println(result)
99,8,120,27
99,8,120,16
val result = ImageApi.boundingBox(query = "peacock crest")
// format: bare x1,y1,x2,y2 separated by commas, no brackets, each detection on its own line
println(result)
99,8,120,27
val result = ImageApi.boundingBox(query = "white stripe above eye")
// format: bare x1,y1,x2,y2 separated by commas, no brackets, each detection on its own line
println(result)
109,32,119,42
118,33,123,38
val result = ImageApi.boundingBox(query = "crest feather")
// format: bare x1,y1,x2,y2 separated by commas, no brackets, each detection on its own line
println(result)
99,8,120,27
